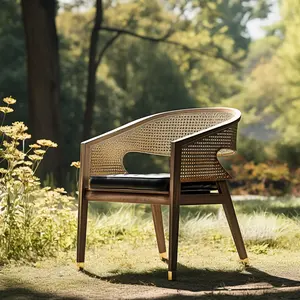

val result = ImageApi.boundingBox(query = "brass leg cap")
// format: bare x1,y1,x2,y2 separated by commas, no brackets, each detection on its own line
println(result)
77,262,84,270
168,271,176,281
240,258,250,266
159,252,167,261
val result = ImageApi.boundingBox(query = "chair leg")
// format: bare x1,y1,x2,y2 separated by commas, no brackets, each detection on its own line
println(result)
218,181,248,262
168,203,180,281
151,204,167,261
77,196,88,270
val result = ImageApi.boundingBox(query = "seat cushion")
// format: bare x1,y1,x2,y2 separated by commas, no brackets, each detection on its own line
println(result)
89,174,217,194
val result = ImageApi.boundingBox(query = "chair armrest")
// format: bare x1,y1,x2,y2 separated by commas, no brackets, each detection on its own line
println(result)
170,121,239,182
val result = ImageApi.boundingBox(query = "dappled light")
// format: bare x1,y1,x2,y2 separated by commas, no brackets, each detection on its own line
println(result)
1,0,300,299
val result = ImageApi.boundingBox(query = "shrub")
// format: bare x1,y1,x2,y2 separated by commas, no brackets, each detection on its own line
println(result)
0,97,77,262
275,142,300,169
230,161,291,196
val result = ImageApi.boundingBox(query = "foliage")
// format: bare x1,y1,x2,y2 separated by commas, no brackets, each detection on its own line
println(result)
0,98,77,262
230,0,300,171
0,0,277,179
201,0,271,52
236,136,268,163
3,0,300,187
230,161,291,196
275,142,300,169
226,36,282,146
0,0,27,122
56,0,248,172
270,0,300,147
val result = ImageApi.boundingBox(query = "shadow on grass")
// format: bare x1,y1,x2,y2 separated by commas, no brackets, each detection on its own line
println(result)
0,287,83,300
131,289,300,299
0,277,84,300
80,264,300,293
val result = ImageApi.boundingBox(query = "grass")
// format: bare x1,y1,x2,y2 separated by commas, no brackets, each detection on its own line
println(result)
1,197,300,299
87,197,300,253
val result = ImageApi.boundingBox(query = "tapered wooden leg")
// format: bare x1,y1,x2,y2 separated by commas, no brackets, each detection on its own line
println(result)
151,204,167,261
168,203,180,281
218,181,248,261
77,196,88,269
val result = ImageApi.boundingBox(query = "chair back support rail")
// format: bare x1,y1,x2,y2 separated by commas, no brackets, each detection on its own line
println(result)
79,108,240,190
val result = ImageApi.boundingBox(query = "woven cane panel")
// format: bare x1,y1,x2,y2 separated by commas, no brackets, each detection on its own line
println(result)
89,111,236,177
180,124,237,182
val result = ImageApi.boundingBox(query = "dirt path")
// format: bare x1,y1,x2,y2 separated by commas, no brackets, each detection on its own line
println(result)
1,245,300,299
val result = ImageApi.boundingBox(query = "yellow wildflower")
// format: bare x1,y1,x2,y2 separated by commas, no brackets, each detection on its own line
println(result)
0,124,30,140
0,107,13,113
29,144,41,149
13,167,34,182
34,149,46,155
3,153,14,160
0,168,8,174
29,154,43,161
71,161,80,169
54,187,67,194
15,160,25,166
3,96,16,105
16,133,31,141
24,161,33,166
3,141,14,148
13,166,33,175
12,122,28,132
11,149,26,160
37,139,58,148
0,126,14,137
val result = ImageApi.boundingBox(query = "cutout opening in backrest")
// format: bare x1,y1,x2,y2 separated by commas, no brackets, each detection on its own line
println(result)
123,152,170,174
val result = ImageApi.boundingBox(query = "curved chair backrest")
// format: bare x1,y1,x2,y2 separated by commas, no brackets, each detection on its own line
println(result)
84,108,240,181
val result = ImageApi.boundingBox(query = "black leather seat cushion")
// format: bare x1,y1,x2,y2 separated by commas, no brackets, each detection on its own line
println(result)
89,174,217,194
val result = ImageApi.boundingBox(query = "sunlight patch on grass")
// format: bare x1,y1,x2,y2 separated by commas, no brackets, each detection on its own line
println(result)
240,213,294,241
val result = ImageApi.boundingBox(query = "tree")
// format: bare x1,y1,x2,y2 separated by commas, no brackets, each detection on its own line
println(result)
213,0,272,51
227,36,282,137
163,0,271,52
81,0,242,140
224,0,300,166
269,0,300,147
21,0,62,183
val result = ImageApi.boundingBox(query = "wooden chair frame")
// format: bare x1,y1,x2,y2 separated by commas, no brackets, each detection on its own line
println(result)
76,107,248,281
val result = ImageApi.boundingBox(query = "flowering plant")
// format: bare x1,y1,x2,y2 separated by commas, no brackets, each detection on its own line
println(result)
0,97,76,262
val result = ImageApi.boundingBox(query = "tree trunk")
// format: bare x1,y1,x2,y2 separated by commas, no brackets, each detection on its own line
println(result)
82,0,103,141
21,0,62,185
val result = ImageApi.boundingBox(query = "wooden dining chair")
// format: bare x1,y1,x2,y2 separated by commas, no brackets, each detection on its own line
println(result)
76,107,248,280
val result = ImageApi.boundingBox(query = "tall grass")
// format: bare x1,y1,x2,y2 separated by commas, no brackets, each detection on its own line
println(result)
86,199,300,253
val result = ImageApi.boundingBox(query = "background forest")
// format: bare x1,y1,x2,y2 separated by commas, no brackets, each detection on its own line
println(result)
1,0,299,195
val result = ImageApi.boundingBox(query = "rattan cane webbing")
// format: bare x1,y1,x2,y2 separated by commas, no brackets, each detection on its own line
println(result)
89,110,238,181
180,124,237,182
